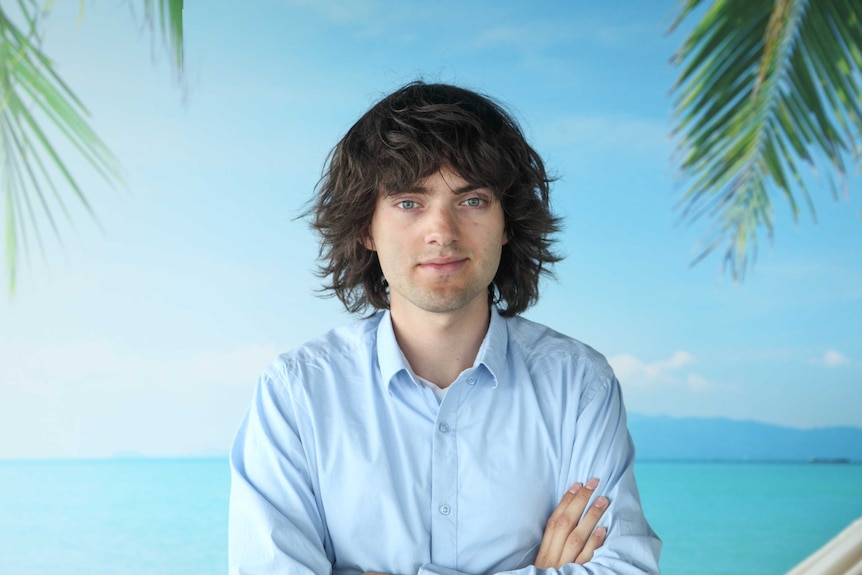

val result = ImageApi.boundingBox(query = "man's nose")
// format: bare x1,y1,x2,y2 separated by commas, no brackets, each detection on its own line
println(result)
424,205,458,246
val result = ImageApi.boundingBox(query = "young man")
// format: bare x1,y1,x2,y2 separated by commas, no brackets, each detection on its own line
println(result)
229,82,661,574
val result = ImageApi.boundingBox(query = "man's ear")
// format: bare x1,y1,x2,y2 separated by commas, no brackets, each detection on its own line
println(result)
361,232,375,251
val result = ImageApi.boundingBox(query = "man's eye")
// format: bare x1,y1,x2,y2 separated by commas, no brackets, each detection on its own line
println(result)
397,200,418,210
463,197,485,207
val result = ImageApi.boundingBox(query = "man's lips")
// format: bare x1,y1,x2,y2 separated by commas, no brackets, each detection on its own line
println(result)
418,257,467,273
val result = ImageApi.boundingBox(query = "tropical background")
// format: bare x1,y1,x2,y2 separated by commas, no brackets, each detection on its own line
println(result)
0,1,860,574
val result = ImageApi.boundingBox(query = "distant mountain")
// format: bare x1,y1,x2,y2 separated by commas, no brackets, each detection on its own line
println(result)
627,413,862,461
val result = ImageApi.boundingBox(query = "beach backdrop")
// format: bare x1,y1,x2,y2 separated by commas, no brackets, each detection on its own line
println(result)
1,1,860,573
1,458,860,575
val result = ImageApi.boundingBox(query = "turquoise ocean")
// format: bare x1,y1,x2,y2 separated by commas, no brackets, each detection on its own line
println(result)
1,459,860,575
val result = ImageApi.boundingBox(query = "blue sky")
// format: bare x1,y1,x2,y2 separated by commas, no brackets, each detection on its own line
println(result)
0,0,860,459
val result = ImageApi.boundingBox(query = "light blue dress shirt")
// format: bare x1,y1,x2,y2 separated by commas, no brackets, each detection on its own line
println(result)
229,308,661,574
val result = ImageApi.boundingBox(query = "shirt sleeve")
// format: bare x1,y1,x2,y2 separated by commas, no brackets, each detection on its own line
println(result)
229,354,660,575
228,366,334,575
419,366,661,575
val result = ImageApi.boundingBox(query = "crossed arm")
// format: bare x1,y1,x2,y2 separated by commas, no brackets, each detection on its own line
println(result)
362,478,609,575
534,478,608,569
229,365,661,574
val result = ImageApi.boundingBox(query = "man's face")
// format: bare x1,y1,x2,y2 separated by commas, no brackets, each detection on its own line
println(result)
364,166,508,319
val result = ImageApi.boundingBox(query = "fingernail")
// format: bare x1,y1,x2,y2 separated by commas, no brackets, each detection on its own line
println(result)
585,477,599,490
594,496,608,508
568,482,583,494
595,526,606,537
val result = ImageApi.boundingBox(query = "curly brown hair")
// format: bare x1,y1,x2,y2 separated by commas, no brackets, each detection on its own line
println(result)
308,81,562,316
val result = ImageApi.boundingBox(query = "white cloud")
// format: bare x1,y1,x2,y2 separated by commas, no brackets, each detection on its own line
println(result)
0,339,284,458
0,339,280,393
820,350,851,368
473,26,528,48
608,350,722,395
608,350,695,385
540,115,670,157
686,374,714,391
283,0,382,23
468,20,654,52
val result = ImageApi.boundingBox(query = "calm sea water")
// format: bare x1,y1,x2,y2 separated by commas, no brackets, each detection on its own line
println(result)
0,459,860,575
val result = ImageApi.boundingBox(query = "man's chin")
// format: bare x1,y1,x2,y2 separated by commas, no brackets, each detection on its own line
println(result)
398,290,488,316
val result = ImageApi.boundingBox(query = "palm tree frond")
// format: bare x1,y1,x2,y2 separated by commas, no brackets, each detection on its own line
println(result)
671,0,862,280
142,0,185,81
1,4,123,293
1,1,185,294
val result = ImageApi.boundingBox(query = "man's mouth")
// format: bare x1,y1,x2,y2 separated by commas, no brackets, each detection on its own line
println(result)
418,257,468,273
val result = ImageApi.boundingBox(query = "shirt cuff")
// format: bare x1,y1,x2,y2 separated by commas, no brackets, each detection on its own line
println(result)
418,563,470,575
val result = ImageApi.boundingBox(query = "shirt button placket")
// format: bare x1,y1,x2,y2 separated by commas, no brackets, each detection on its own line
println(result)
430,383,460,564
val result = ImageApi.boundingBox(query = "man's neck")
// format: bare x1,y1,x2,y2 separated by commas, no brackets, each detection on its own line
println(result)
389,300,491,388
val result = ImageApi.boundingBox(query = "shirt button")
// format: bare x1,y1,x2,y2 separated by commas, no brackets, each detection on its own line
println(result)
467,377,476,385
439,504,451,516
438,423,449,433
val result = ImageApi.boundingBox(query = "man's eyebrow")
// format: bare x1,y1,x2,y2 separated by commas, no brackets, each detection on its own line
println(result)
383,183,488,197
384,186,427,197
451,184,484,195
389,183,484,195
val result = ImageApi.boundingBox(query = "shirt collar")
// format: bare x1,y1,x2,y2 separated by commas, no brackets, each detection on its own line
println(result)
476,306,508,388
376,310,411,390
376,307,509,391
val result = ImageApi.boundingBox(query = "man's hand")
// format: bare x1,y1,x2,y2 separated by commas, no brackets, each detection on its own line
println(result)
534,478,608,569
362,480,607,575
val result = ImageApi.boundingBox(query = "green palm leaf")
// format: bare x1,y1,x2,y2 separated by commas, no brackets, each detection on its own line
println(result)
671,0,862,280
142,0,185,83
0,0,184,294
